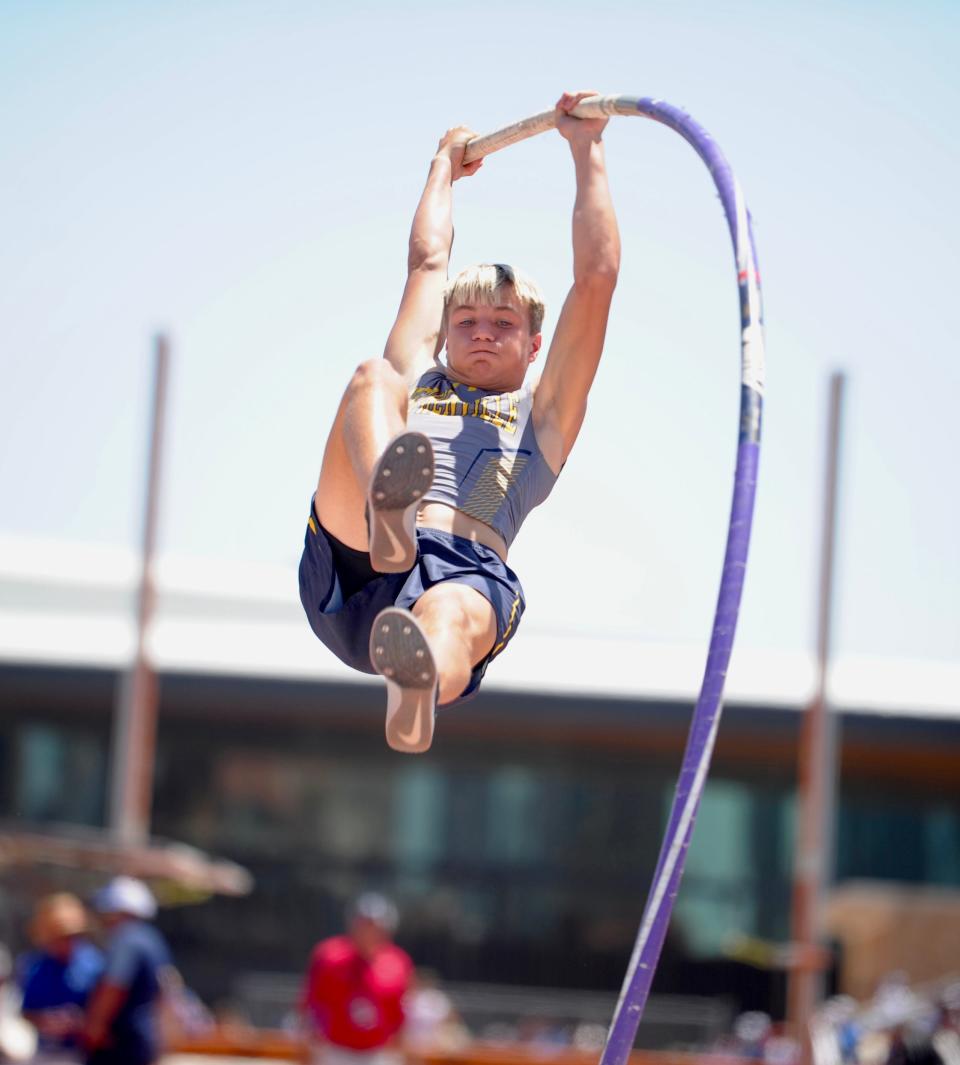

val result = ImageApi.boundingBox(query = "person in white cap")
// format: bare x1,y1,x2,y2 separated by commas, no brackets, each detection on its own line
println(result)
81,877,172,1065
299,893,413,1065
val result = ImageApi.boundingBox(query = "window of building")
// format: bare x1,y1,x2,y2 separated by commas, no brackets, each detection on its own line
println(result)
16,724,105,825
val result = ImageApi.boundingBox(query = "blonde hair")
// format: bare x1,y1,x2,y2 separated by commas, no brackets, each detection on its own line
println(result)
444,263,545,334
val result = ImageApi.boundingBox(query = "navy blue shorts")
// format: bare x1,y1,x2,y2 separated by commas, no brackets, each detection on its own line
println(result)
298,507,525,703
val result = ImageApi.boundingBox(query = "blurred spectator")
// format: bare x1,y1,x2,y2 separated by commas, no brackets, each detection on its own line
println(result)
403,970,468,1054
932,984,960,1065
734,1011,774,1060
81,877,172,1065
571,1022,607,1052
811,973,960,1065
715,1011,798,1065
865,973,926,1033
299,893,413,1065
0,944,36,1063
765,1034,800,1065
812,995,861,1065
827,996,863,1065
885,1021,944,1065
856,972,936,1065
18,894,103,1064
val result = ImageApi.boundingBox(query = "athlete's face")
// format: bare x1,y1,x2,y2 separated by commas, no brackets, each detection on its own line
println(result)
445,293,541,390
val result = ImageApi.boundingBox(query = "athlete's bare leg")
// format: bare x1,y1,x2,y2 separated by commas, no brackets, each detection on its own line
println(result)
413,583,496,705
314,360,496,752
370,584,496,753
313,359,410,550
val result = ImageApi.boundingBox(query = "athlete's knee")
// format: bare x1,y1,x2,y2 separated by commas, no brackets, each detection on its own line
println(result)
346,358,406,399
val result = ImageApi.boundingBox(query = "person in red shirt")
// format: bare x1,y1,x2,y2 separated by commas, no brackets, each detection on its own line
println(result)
300,894,413,1065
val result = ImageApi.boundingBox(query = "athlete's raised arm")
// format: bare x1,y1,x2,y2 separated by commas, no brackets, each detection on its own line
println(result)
383,127,483,386
534,91,621,471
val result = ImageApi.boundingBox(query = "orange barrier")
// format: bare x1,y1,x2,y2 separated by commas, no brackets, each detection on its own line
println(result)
169,1032,750,1065
421,1047,747,1065
169,1029,307,1060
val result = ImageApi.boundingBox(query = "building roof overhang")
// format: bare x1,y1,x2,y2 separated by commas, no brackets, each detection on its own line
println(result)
2,534,958,721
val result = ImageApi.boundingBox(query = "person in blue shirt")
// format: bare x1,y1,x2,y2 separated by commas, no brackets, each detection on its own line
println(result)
19,892,104,1063
81,877,173,1065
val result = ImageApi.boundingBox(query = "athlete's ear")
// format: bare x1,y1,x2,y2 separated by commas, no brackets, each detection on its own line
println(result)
527,333,542,364
434,321,448,359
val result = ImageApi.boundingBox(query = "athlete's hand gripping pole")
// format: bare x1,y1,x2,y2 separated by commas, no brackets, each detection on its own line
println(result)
462,94,637,164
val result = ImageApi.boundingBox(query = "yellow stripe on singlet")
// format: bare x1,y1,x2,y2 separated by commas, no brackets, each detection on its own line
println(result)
308,515,318,535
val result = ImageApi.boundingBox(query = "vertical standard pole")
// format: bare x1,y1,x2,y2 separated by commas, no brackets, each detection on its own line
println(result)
108,334,170,846
787,371,845,1059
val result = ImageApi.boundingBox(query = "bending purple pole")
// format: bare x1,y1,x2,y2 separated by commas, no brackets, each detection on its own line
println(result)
464,94,764,1064
598,98,765,1065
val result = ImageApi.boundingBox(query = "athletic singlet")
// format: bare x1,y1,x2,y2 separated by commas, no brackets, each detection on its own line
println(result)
405,367,559,548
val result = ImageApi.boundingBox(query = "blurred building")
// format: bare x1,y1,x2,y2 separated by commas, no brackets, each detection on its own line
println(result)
2,536,959,1034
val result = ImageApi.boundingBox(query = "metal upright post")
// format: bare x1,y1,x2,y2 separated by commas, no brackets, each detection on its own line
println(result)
108,334,170,846
787,371,845,1060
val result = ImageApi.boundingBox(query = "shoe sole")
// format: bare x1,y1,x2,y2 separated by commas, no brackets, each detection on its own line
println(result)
367,432,434,573
369,607,438,754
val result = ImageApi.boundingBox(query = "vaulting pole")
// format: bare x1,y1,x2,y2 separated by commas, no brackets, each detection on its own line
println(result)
466,96,765,1064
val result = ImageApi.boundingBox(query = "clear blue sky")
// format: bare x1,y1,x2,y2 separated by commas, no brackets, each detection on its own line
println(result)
1,1,958,665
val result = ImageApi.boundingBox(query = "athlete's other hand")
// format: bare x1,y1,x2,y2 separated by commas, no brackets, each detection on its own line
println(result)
555,90,608,144
436,126,483,181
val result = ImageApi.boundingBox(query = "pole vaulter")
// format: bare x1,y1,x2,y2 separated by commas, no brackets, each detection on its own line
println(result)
464,95,766,1065
298,91,763,1054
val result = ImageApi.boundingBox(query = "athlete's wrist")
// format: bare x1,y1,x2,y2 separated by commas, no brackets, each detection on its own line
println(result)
431,153,456,177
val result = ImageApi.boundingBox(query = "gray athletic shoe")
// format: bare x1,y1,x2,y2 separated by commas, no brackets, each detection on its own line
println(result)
366,432,434,573
369,607,438,754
